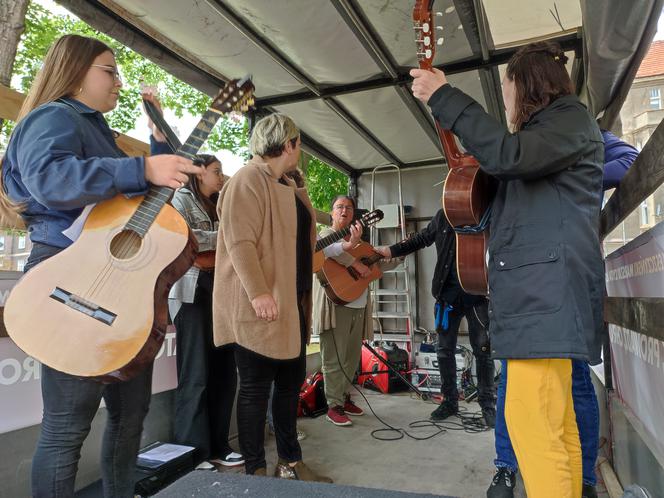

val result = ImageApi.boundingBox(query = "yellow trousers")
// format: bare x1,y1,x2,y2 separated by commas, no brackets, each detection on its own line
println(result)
505,359,582,498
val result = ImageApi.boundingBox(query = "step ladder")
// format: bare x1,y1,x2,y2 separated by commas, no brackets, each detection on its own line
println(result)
369,165,415,360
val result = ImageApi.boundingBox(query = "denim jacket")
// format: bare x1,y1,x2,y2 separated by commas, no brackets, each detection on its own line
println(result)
167,187,218,320
2,97,170,248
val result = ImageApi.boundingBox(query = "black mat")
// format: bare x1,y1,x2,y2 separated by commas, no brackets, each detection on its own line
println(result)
154,470,455,498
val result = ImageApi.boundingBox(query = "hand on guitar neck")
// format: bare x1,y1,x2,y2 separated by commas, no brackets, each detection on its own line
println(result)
410,67,448,104
142,88,168,143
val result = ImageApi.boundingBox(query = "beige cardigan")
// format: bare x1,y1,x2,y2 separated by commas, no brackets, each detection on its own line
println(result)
212,158,316,360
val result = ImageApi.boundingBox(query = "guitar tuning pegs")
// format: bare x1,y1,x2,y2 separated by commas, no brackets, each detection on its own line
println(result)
437,38,444,46
423,36,431,45
436,26,444,31
436,11,443,16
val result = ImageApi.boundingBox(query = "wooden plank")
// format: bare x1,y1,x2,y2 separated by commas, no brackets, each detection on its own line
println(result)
0,83,149,157
604,296,664,342
0,84,23,121
600,119,664,239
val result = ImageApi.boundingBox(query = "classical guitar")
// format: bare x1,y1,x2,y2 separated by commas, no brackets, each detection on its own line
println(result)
413,1,495,295
312,209,383,272
4,77,254,382
317,241,385,305
143,97,222,272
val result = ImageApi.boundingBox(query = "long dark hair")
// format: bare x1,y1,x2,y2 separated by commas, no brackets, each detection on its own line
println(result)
190,154,220,222
506,41,573,130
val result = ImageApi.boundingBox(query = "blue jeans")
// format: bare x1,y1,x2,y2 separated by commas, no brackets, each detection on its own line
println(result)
494,359,599,486
26,244,153,498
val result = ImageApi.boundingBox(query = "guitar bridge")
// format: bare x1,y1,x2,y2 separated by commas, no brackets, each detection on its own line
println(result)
50,287,117,326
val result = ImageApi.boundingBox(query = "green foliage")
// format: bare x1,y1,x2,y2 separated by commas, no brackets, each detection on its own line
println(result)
304,157,348,211
8,1,248,155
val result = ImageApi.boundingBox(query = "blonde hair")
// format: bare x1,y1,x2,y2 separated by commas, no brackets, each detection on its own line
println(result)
249,113,300,158
1,35,112,227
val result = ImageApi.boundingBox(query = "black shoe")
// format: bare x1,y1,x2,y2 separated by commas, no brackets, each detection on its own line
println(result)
430,400,458,421
487,467,516,498
582,484,598,498
482,406,496,428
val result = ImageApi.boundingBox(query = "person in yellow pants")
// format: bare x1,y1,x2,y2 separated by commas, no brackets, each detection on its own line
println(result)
410,41,605,497
506,359,582,497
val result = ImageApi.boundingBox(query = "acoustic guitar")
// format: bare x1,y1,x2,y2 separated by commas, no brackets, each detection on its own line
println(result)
413,1,495,295
312,209,383,272
317,242,386,305
143,97,220,272
4,77,254,382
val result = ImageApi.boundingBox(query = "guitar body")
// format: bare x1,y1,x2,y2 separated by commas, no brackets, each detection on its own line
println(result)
194,250,216,271
313,250,325,273
317,242,382,305
442,160,494,295
455,231,489,295
412,4,494,296
4,194,197,382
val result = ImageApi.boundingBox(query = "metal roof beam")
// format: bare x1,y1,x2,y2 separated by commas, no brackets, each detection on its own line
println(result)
205,0,404,167
330,0,441,151
255,32,581,108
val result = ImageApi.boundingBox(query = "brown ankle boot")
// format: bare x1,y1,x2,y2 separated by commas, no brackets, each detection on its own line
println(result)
274,459,333,483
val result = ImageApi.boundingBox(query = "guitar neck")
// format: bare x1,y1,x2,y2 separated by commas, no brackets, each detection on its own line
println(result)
125,107,226,237
143,99,182,153
414,0,478,170
315,225,352,252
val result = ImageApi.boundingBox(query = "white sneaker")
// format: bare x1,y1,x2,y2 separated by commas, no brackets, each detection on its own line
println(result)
297,429,307,441
195,461,215,470
210,452,245,467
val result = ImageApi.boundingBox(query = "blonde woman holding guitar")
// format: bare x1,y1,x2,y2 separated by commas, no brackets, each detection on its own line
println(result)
0,34,199,498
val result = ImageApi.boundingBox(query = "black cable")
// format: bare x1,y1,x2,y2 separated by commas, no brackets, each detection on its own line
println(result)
329,330,488,442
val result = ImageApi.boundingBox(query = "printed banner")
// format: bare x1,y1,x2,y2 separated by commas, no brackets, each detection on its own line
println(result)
605,221,664,462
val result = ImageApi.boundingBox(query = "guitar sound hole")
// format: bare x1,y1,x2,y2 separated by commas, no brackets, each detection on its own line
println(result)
110,230,142,260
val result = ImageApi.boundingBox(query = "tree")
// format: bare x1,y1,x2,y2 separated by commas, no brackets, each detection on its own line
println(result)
0,0,29,134
304,156,349,211
4,1,346,206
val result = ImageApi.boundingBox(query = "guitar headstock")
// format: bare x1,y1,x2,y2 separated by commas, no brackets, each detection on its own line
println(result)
210,76,255,115
412,0,437,70
360,209,384,228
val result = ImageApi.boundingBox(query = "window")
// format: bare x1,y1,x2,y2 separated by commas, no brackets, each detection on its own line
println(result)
17,235,26,250
0,236,4,252
16,259,25,272
640,201,650,226
649,88,661,110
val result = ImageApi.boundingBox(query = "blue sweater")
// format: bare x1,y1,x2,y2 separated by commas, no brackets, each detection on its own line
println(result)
602,129,638,191
3,97,170,248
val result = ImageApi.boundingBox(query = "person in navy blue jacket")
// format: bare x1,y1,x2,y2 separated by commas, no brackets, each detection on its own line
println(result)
0,34,200,498
601,129,638,191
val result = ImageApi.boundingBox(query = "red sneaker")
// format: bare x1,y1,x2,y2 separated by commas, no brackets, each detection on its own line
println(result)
326,405,352,426
344,396,364,416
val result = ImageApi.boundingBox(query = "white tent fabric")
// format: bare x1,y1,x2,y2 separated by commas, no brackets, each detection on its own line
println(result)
58,0,660,174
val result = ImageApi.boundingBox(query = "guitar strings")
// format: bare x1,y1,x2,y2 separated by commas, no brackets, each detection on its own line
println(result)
84,90,253,300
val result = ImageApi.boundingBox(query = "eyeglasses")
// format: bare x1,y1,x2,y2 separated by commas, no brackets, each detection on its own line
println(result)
91,64,122,82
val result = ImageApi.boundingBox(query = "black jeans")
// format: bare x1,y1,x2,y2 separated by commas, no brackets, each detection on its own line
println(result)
436,298,495,409
234,299,307,474
174,271,237,461
27,243,153,498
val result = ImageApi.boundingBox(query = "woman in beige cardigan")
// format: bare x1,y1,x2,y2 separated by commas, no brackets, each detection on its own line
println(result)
213,113,331,482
